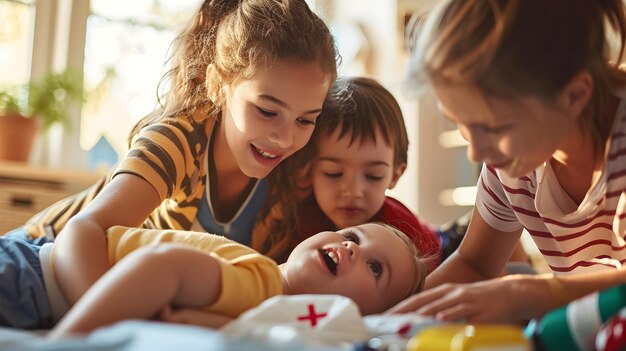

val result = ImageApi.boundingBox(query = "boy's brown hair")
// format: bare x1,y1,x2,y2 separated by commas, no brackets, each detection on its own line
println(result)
377,222,427,296
316,77,408,168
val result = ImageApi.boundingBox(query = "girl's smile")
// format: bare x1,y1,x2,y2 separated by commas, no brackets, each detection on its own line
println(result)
218,60,330,180
250,144,283,169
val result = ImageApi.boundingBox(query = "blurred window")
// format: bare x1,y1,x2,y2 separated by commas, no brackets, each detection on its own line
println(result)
0,0,35,87
81,0,201,159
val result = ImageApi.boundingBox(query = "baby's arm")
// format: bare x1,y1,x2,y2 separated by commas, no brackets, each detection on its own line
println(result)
53,218,111,305
53,174,162,304
159,305,233,329
49,244,221,338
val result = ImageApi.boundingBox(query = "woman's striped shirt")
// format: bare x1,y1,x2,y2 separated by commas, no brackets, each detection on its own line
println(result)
475,99,626,275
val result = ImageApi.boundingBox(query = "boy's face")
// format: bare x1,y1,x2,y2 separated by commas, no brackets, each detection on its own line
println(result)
281,223,417,315
311,128,405,228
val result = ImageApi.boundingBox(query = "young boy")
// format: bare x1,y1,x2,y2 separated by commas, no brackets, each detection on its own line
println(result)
0,222,427,337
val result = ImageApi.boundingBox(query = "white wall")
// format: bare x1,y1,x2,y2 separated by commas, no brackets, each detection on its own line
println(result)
30,0,90,170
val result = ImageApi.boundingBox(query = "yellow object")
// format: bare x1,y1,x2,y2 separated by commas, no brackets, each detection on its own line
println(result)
407,324,530,351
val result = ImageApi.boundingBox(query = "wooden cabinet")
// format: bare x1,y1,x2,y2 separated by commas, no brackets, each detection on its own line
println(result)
0,161,101,234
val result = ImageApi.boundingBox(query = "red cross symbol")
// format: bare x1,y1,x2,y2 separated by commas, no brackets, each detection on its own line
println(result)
297,304,328,327
397,322,411,336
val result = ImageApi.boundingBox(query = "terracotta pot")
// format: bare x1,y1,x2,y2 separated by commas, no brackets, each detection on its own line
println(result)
0,113,40,162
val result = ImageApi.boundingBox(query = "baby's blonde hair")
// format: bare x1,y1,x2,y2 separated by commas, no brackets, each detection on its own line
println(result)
375,222,428,298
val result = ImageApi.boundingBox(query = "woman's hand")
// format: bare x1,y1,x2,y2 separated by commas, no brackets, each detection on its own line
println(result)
159,305,233,329
386,275,551,324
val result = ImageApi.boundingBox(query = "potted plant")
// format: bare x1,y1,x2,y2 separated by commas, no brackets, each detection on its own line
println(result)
0,69,83,162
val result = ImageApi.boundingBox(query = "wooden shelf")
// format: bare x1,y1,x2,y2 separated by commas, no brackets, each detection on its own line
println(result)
0,161,102,234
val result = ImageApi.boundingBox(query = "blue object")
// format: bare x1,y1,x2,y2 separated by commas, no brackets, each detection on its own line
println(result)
0,235,53,329
0,320,342,351
196,179,268,245
88,136,119,172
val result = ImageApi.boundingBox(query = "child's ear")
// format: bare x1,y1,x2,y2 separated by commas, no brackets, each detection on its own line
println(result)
206,64,223,105
388,162,407,189
296,162,313,190
557,70,593,120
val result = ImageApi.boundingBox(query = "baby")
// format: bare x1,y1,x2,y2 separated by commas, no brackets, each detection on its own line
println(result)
0,222,427,336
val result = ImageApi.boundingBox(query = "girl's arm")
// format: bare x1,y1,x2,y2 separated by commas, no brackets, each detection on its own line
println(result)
54,174,161,304
50,244,222,338
426,206,523,288
389,265,626,323
387,207,626,323
386,207,524,321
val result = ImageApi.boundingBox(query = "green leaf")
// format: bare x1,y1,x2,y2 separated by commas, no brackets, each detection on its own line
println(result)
0,68,84,131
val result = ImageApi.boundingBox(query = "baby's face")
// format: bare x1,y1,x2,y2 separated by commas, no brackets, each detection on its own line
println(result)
282,223,417,315
311,128,402,228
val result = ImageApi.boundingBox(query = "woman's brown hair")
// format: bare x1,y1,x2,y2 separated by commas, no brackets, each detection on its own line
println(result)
408,0,626,154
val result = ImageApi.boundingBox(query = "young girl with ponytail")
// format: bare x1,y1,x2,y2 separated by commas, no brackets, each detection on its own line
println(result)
1,0,337,329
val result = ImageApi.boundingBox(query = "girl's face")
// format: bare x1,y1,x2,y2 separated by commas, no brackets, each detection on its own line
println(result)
282,223,417,315
311,128,404,228
434,84,576,178
220,60,330,179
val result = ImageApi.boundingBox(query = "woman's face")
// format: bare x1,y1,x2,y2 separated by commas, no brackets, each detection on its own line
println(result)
219,60,331,179
433,84,577,178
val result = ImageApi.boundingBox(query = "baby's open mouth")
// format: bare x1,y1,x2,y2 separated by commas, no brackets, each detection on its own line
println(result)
319,249,338,275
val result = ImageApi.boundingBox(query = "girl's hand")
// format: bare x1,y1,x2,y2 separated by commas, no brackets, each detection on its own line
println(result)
159,305,233,329
386,275,550,324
